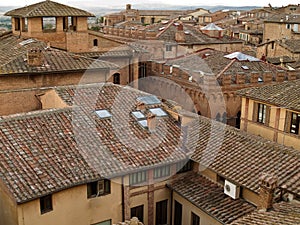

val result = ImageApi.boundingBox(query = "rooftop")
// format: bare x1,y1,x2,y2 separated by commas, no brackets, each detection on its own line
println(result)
4,0,94,18
163,49,279,76
0,83,186,203
265,13,300,23
167,171,255,224
237,79,300,112
0,33,117,75
231,201,300,225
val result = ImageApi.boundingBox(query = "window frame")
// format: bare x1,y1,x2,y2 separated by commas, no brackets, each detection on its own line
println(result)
87,179,111,198
42,16,57,32
154,165,170,179
257,103,267,124
156,199,168,225
40,195,53,214
131,205,144,223
129,171,147,186
290,112,300,135
166,45,172,51
191,212,200,225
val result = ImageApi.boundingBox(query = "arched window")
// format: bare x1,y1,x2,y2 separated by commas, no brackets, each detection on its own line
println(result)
113,73,120,84
93,39,98,47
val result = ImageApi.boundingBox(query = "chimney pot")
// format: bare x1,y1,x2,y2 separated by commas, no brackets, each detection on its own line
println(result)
27,48,43,66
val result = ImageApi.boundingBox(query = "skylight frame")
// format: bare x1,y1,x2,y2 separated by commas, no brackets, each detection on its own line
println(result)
95,109,112,119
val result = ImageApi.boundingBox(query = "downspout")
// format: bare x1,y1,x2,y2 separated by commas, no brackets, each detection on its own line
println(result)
121,176,125,222
170,189,173,225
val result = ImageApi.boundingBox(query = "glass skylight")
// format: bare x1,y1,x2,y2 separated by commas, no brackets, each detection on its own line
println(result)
136,96,161,105
95,109,112,119
132,111,146,120
137,120,148,128
149,108,168,117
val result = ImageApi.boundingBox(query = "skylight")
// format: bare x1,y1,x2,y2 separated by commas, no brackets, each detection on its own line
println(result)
95,109,112,119
136,96,161,105
137,120,148,128
224,52,260,62
241,65,249,70
149,108,168,117
19,39,36,46
132,111,146,120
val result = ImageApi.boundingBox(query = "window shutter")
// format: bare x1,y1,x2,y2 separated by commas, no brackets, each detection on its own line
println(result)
253,102,258,121
284,111,292,132
265,105,271,126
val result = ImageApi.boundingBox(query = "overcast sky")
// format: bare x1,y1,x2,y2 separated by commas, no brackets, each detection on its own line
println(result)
1,0,299,7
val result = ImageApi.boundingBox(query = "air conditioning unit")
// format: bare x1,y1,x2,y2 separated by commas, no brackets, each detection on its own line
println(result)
224,180,240,199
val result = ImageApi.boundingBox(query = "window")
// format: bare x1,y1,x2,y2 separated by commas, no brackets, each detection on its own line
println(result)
14,17,20,31
290,112,300,134
131,205,144,222
174,201,182,225
42,17,56,31
129,171,147,185
21,18,28,32
92,219,111,225
93,39,98,47
87,179,111,198
154,165,170,179
176,160,192,174
141,17,145,24
257,103,267,124
156,200,168,225
40,195,53,214
166,45,172,51
113,73,120,84
151,17,155,24
286,24,291,29
191,212,200,225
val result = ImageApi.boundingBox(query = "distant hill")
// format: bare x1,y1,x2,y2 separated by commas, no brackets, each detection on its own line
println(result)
0,4,260,17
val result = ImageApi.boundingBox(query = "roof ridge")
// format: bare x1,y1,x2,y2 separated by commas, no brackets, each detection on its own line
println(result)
0,107,71,122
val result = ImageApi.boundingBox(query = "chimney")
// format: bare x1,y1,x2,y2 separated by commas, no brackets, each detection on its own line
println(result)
27,48,43,66
147,112,156,132
126,4,131,10
175,23,185,43
136,101,146,112
257,173,278,212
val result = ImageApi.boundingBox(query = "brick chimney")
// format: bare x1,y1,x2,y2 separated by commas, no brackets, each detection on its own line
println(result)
175,23,185,43
257,173,278,212
147,112,156,132
136,101,146,112
27,48,43,66
126,4,131,10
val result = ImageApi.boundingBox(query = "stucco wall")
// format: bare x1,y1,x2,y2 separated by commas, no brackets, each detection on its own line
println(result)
17,178,123,225
0,181,18,225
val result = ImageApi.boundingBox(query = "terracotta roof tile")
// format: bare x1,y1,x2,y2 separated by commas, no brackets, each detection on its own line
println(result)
188,117,300,197
4,0,94,17
167,172,255,224
0,83,186,203
231,201,300,225
0,34,118,75
237,79,300,112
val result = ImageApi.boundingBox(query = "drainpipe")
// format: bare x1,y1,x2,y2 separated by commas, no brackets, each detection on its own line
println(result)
121,176,125,222
170,189,173,225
